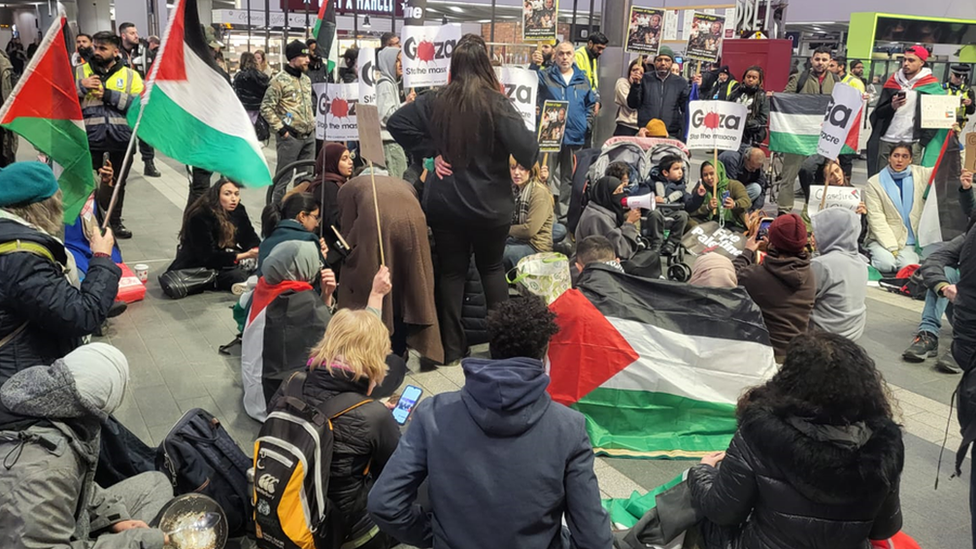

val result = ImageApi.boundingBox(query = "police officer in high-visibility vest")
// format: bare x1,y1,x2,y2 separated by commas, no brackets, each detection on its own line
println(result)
945,64,975,128
76,31,144,239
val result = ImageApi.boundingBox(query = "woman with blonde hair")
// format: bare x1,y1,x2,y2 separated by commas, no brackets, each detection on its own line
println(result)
287,303,402,549
503,157,555,271
254,49,273,77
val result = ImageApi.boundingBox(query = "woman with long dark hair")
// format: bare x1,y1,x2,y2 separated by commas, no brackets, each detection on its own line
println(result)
167,179,261,292
689,332,904,549
726,65,769,149
307,142,354,234
258,191,327,274
387,34,538,364
234,51,271,124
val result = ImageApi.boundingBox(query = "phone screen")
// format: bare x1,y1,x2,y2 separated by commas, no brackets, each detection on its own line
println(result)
757,219,774,239
392,385,423,425
102,152,110,166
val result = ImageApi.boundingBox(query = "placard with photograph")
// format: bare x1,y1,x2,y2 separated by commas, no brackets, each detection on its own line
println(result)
685,12,726,62
625,7,665,56
538,100,569,153
522,0,558,41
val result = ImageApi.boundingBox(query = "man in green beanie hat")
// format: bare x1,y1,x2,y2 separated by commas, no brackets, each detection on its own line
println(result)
627,45,700,139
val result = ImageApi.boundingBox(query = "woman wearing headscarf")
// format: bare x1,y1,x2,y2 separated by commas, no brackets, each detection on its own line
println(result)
689,253,738,289
376,47,414,179
0,343,174,549
0,162,120,380
691,161,752,230
308,143,355,236
575,175,642,261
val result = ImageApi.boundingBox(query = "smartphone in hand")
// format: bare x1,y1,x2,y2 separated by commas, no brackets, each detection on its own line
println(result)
392,385,423,425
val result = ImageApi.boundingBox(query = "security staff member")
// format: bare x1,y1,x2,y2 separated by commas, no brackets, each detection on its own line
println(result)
76,31,144,239
945,64,975,128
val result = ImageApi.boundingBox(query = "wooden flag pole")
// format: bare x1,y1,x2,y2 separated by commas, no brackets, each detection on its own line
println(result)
543,152,549,166
712,147,718,215
819,158,835,212
369,159,385,266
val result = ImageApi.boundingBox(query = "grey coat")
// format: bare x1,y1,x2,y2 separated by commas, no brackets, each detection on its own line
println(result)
576,204,640,261
0,361,166,549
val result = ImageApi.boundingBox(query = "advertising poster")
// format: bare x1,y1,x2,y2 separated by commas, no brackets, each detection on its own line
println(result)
315,83,359,141
495,66,538,132
686,12,726,62
522,0,558,41
626,6,665,56
538,100,569,153
400,24,462,88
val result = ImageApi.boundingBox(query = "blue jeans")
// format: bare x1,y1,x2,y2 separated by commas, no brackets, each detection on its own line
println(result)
865,241,920,274
918,266,960,335
503,240,537,272
552,222,568,243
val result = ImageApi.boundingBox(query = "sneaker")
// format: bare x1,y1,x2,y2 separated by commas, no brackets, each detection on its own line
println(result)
143,160,161,177
936,349,963,374
111,223,132,239
660,242,677,257
902,331,939,362
231,282,248,296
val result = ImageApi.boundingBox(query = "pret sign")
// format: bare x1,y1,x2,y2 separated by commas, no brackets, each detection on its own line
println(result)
400,24,462,88
686,100,748,150
495,66,537,132
816,83,863,160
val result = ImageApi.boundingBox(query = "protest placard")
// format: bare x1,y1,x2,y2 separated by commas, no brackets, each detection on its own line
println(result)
685,100,748,151
523,0,558,41
921,94,961,129
495,66,537,132
966,132,976,172
807,185,862,216
681,222,745,259
626,7,665,56
315,83,358,141
358,46,376,105
400,24,462,88
817,83,864,160
685,12,725,62
538,100,569,153
356,104,385,168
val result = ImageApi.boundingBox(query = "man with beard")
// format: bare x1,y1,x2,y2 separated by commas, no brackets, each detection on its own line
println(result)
627,46,696,139
530,40,556,70
944,64,975,129
262,40,316,204
574,32,608,109
850,59,866,85
306,38,329,84
75,31,144,238
72,33,92,67
776,46,839,215
867,45,942,177
118,22,160,179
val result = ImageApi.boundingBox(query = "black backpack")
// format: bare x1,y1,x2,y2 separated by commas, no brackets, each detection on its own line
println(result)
253,372,370,549
156,408,252,537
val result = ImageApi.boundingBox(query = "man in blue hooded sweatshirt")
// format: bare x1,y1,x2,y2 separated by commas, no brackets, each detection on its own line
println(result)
367,296,612,549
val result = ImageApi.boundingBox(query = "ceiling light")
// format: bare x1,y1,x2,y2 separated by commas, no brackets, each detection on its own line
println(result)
449,6,464,13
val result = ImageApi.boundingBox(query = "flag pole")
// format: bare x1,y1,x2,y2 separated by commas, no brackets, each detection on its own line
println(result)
101,110,144,230
369,159,385,266
819,157,835,212
712,146,718,216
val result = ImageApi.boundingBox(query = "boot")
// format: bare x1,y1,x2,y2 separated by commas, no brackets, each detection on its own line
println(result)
143,160,161,177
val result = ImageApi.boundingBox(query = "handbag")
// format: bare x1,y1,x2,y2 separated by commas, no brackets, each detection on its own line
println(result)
254,114,270,141
158,268,217,299
507,252,571,305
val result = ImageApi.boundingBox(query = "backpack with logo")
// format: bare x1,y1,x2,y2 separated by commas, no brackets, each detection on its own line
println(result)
253,372,371,549
156,408,253,537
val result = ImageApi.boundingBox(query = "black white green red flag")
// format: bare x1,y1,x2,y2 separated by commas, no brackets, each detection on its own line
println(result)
0,13,92,222
547,264,777,458
313,0,338,75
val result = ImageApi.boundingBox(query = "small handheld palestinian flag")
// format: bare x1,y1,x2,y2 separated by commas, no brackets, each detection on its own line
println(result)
313,0,339,77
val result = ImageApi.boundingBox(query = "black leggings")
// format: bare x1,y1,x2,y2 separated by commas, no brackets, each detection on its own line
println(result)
431,224,510,363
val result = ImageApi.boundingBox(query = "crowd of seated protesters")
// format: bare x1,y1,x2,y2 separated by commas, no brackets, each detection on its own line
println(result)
166,178,261,293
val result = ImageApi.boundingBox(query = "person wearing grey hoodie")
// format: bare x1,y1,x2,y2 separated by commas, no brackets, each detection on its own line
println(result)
0,343,173,549
810,208,868,340
376,47,414,180
368,296,612,549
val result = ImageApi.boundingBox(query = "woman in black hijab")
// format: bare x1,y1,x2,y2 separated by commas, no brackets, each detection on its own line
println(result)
574,176,642,260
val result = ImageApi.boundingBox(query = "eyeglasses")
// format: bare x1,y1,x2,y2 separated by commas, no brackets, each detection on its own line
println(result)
305,211,321,220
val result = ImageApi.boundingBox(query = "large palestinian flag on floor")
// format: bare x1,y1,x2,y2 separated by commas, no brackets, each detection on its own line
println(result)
547,264,777,458
769,94,860,156
918,131,968,247
129,0,271,187
0,13,92,222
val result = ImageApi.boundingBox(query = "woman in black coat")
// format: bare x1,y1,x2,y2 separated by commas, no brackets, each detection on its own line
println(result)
167,179,261,292
688,332,904,549
726,66,769,150
234,52,270,114
387,34,538,364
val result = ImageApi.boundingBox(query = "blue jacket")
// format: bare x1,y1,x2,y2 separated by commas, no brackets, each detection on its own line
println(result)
536,65,597,147
367,356,612,549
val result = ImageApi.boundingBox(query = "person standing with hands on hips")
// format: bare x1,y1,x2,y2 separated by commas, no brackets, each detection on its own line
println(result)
261,40,316,204
534,41,597,221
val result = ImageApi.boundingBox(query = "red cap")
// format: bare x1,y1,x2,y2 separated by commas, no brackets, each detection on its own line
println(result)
767,213,808,254
904,45,929,62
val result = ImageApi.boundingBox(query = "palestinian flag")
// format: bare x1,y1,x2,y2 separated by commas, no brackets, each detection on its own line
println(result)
881,70,948,167
917,131,968,247
128,0,271,187
769,94,860,156
313,0,339,76
0,13,92,222
241,278,330,422
547,265,777,458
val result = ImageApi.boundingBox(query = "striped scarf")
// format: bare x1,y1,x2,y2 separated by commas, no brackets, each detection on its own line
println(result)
512,180,536,225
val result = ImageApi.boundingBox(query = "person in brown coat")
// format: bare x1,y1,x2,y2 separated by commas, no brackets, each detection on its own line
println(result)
337,172,445,364
732,213,816,361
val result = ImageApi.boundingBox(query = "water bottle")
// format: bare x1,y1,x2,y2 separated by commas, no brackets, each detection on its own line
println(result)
285,112,293,128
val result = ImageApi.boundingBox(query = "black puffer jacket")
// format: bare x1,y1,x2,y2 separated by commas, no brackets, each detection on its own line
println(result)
168,205,261,272
626,72,691,138
0,218,120,425
301,368,400,541
688,406,904,549
233,68,271,111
